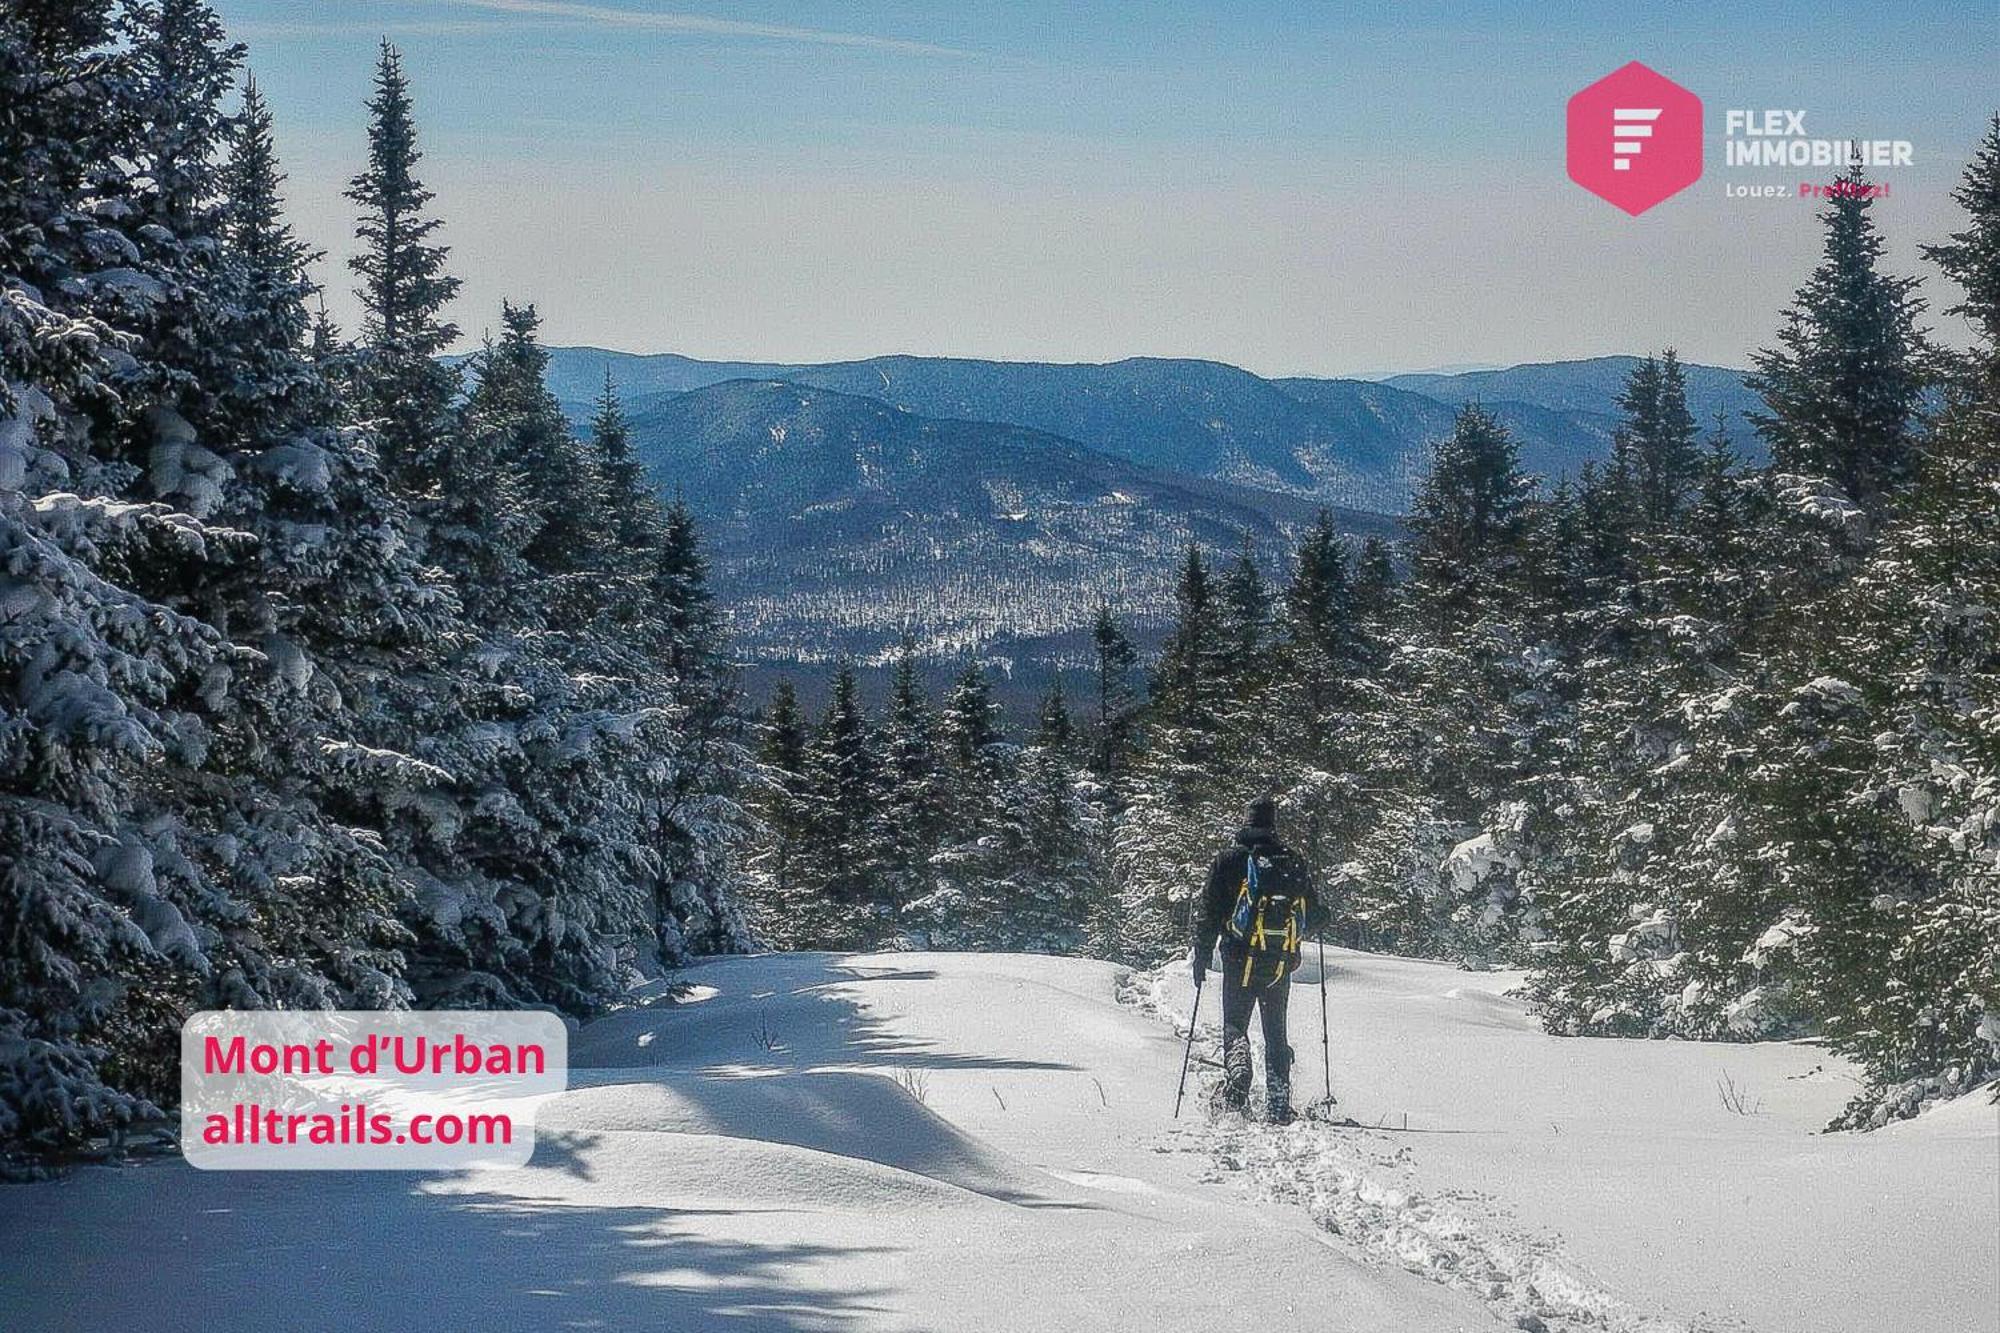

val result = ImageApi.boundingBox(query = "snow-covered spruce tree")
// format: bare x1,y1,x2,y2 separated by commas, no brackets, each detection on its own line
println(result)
1114,544,1259,962
1082,602,1140,953
1749,165,1927,511
1817,398,2000,1123
1372,405,1558,961
1528,443,1823,1037
1801,125,2000,1124
630,496,750,966
1610,350,1703,531
1087,600,1141,782
1,0,427,1157
399,300,746,1007
343,40,461,497
876,639,947,918
1263,513,1368,897
1216,535,1275,734
908,661,1017,943
1282,524,1448,953
589,370,654,555
983,678,1099,953
741,679,811,946
652,497,726,679
334,62,747,1007
1690,171,1933,1068
1524,368,1703,1035
792,663,889,947
475,301,608,620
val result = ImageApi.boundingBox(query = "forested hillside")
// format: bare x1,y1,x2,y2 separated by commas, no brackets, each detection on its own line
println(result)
625,377,1394,669
1,4,748,1164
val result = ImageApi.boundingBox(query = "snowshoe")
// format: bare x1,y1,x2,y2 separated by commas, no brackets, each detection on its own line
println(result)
1203,1078,1250,1121
1300,1094,1353,1126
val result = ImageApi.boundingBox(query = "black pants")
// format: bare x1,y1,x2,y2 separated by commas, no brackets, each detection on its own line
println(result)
1218,956,1292,1113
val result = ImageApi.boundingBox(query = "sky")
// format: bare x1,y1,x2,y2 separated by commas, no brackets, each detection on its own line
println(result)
214,0,1998,376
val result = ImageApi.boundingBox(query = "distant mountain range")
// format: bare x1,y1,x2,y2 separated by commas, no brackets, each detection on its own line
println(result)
495,347,1764,680
534,348,1762,517
627,378,1393,670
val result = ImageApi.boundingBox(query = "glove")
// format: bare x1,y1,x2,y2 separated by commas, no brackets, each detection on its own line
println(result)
1191,947,1207,985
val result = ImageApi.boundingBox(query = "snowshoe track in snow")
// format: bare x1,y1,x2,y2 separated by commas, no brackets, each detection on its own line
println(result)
1126,962,1742,1333
1201,1117,1736,1333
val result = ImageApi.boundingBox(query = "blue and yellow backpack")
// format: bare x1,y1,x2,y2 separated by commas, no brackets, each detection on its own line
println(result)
1225,850,1306,986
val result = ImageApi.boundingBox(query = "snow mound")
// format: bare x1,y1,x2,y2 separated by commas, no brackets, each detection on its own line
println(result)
543,1070,1063,1205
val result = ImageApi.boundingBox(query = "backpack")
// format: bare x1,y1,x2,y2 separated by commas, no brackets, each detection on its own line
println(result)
1224,848,1306,986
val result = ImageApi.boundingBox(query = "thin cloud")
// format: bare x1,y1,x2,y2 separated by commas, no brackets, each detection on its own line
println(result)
232,21,510,39
428,0,975,57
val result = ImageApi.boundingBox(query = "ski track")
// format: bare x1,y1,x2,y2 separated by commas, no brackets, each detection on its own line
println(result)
1123,966,1737,1333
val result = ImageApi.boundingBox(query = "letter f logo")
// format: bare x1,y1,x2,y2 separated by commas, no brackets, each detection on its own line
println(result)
1567,63,1703,215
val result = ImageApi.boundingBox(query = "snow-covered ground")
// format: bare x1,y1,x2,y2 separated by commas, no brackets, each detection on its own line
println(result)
2,949,1994,1333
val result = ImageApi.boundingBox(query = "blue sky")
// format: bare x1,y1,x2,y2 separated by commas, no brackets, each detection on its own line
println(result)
216,1,1998,373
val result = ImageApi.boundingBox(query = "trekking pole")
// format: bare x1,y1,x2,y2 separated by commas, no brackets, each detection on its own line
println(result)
1318,932,1332,1104
1173,974,1204,1120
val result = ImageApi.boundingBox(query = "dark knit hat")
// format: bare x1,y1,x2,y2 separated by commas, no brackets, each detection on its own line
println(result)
1248,797,1277,831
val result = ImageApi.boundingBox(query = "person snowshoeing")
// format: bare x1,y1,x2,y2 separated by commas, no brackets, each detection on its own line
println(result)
1190,797,1328,1123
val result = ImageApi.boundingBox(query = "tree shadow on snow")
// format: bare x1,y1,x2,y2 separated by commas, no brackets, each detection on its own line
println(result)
0,1164,895,1333
576,953,1082,1077
554,954,1102,1211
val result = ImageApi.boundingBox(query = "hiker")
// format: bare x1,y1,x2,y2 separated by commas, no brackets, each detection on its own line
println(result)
1190,798,1329,1123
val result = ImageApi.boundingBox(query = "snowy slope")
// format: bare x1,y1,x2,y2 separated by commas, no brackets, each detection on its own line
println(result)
1145,953,1999,1333
2,950,1994,1333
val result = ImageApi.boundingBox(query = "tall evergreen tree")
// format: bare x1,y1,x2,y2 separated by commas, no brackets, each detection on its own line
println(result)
1389,405,1551,957
1921,115,2000,372
345,40,461,493
653,499,722,678
1267,512,1366,886
878,640,948,911
1794,130,2000,1120
461,301,607,624
216,74,321,430
940,662,1003,771
796,664,886,945
744,680,811,945
1088,602,1140,779
1150,544,1226,735
1115,544,1257,961
1750,166,1927,507
590,369,657,552
1613,351,1703,529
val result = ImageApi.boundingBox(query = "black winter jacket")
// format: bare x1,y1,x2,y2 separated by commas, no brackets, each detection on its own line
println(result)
1192,826,1329,971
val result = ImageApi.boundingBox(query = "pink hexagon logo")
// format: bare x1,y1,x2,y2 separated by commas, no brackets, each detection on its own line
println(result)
1566,62,1703,215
